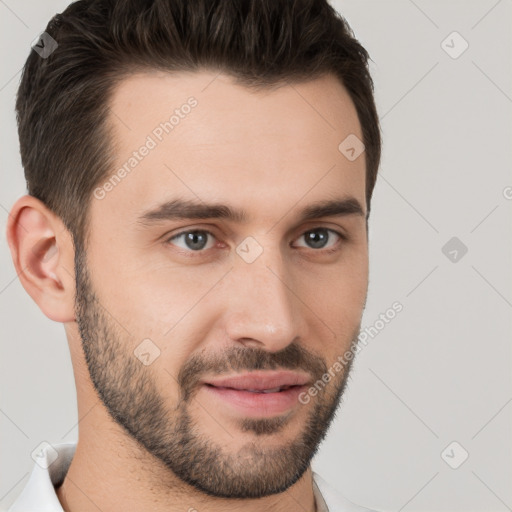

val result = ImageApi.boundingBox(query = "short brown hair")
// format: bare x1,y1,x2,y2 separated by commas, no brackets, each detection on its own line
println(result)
16,0,381,250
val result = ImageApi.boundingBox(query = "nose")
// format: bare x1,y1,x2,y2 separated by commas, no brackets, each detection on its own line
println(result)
223,244,305,352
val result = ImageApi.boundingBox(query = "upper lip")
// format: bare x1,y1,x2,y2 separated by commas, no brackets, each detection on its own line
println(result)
202,370,311,391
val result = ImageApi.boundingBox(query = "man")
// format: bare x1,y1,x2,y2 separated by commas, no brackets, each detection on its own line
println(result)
6,0,381,510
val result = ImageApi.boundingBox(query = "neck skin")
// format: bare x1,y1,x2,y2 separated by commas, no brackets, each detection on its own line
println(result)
55,329,318,512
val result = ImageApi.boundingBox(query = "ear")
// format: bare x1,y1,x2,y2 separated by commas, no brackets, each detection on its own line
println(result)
6,195,76,322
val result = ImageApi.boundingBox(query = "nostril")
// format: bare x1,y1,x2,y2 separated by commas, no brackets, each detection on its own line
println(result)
237,338,265,350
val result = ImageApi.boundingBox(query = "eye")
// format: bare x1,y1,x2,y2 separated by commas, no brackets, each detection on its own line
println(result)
294,228,343,251
167,229,217,252
165,227,344,255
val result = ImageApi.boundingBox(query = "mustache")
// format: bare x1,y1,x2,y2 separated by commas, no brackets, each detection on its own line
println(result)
178,341,328,402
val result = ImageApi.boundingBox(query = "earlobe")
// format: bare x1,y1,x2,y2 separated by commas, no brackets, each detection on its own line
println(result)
6,195,76,323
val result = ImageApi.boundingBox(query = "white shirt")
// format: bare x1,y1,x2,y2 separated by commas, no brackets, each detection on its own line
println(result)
7,442,376,512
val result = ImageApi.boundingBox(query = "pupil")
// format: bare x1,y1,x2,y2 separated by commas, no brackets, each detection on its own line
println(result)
307,229,328,249
186,231,207,250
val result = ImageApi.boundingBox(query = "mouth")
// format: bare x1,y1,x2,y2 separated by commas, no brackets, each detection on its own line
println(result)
203,383,302,393
200,371,311,417
202,370,311,391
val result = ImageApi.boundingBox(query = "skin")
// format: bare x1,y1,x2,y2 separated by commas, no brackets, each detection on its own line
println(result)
7,70,368,512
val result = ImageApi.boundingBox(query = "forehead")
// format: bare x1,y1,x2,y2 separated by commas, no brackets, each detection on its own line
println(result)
93,70,365,228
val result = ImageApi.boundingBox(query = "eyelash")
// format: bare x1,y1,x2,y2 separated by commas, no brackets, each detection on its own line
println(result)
164,227,347,257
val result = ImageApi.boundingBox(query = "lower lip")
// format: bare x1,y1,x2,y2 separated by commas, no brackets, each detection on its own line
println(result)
201,384,307,417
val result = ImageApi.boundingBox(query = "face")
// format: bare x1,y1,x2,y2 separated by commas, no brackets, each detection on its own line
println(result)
75,70,368,498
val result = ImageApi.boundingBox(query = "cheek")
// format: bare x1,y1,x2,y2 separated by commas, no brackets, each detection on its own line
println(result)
301,252,368,350
301,241,368,302
129,266,228,339
310,277,366,340
87,239,224,341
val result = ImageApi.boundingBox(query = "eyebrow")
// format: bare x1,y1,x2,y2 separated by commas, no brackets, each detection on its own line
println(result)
136,196,366,227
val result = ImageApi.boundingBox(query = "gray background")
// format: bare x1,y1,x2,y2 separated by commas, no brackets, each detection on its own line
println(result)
1,1,511,511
